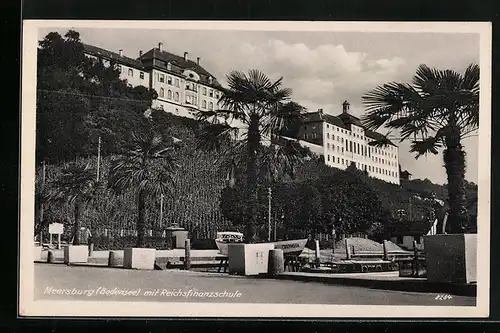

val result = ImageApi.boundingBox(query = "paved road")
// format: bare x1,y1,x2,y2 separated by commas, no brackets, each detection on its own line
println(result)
34,263,475,306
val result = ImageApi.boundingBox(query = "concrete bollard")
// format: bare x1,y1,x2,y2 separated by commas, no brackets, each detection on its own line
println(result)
108,251,121,267
184,239,191,270
383,240,389,261
268,249,285,275
47,250,56,263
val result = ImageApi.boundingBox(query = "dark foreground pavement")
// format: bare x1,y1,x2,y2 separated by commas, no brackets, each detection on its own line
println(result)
34,263,475,306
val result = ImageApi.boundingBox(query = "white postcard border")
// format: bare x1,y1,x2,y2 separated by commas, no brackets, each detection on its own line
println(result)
19,20,492,318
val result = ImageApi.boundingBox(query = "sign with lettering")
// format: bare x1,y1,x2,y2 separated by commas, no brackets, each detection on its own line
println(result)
49,223,64,235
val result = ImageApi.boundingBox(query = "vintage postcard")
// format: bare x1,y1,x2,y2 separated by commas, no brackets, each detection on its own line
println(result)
19,20,491,318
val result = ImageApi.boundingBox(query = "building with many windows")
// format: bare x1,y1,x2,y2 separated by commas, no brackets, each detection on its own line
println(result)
138,42,225,120
298,101,401,185
83,44,150,88
82,42,244,136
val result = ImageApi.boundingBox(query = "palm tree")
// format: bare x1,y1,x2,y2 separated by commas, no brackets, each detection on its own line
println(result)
196,69,309,243
361,64,479,234
108,130,178,248
49,163,103,245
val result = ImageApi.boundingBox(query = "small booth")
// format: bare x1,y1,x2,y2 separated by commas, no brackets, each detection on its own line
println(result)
165,225,189,249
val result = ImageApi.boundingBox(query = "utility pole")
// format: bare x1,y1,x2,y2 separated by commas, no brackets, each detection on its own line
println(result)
409,196,412,221
268,187,272,241
96,136,101,182
160,194,164,228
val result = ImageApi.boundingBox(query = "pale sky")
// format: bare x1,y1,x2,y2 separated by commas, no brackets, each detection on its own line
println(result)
38,27,480,185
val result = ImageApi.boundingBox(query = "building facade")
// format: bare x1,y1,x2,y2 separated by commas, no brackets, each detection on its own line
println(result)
298,101,401,185
83,44,150,88
82,42,244,136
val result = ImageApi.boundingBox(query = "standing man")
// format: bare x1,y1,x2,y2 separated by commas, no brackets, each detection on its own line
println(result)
79,226,94,256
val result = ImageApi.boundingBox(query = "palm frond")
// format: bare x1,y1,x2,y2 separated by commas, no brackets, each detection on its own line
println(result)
461,63,480,93
258,137,309,183
361,82,420,130
108,128,178,198
195,123,239,152
261,101,305,138
367,135,394,148
409,136,443,159
413,64,441,95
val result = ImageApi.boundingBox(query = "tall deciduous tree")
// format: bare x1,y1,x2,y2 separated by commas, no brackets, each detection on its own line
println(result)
196,69,308,243
361,64,479,233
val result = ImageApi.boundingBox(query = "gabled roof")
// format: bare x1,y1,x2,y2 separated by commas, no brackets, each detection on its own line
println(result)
82,43,145,70
337,112,362,127
302,110,396,145
139,47,221,87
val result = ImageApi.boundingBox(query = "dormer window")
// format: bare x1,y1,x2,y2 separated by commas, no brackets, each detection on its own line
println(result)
167,62,172,70
208,76,213,84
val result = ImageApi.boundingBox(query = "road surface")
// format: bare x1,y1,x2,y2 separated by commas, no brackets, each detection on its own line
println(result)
34,263,475,306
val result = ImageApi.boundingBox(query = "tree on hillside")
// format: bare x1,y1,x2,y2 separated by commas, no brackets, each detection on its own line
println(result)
36,29,157,164
196,69,308,243
362,64,479,234
107,128,179,247
48,163,103,245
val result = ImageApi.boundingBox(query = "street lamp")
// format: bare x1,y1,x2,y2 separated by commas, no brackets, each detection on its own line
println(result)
268,187,272,241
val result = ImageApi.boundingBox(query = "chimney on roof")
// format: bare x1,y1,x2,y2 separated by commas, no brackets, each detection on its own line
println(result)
342,100,350,113
318,108,323,114
158,42,163,52
139,50,143,57
197,56,200,65
184,52,189,61
119,49,123,57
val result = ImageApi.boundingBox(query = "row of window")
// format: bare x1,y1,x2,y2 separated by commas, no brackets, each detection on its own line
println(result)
158,88,215,110
117,66,145,79
157,73,220,98
325,143,398,167
325,124,397,153
326,155,398,177
325,133,397,159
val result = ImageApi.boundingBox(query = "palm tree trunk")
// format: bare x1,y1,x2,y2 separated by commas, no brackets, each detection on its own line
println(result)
244,115,261,243
73,202,81,245
444,128,469,234
136,190,146,247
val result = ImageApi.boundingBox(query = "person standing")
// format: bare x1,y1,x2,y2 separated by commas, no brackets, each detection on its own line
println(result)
78,226,94,256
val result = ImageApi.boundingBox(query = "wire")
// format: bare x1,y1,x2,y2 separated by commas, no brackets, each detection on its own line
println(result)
37,89,153,104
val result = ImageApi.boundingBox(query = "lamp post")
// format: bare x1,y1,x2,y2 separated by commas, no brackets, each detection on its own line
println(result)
96,136,101,182
159,193,164,228
39,160,46,245
268,187,272,241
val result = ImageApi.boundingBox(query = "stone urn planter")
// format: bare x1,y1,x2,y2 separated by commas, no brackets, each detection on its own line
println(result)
64,245,89,264
423,234,477,284
123,248,156,270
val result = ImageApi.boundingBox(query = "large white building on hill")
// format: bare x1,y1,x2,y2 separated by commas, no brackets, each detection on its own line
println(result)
298,101,401,185
81,42,398,183
82,42,244,134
